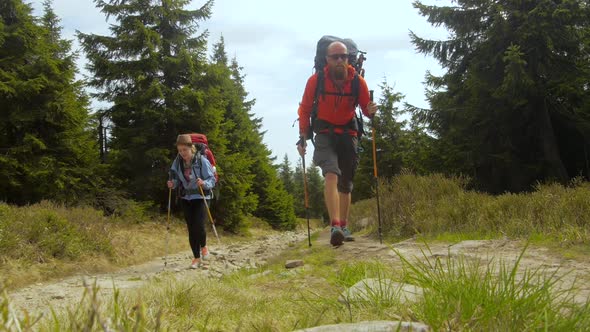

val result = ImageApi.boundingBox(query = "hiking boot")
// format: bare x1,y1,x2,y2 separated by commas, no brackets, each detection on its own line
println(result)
190,258,201,269
330,227,345,246
201,246,210,260
342,227,355,242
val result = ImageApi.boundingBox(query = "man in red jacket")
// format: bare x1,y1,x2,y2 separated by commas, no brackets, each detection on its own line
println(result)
297,41,377,246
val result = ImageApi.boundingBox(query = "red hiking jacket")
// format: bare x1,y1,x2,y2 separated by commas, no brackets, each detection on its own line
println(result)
298,65,372,137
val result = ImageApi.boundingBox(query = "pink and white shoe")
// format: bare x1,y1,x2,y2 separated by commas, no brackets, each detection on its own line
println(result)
201,246,210,260
190,258,201,269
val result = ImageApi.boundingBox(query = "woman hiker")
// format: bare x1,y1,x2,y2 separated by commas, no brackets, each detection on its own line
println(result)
167,134,217,269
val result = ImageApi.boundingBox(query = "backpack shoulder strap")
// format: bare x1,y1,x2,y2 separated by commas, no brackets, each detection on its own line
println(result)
177,154,184,174
314,70,324,104
319,72,359,100
195,151,203,179
351,72,360,107
352,73,364,137
308,71,324,146
193,151,213,197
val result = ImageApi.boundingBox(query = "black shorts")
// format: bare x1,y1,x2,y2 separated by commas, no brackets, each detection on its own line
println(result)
312,133,359,193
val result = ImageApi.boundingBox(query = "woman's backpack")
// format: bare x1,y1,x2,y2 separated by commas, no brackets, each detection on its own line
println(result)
188,133,219,182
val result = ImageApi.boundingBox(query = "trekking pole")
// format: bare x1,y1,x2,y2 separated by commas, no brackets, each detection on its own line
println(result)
299,137,312,247
198,183,221,244
165,173,172,268
370,90,383,244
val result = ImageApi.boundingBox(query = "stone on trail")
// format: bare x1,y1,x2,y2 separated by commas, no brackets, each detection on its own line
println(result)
285,259,304,269
338,278,423,305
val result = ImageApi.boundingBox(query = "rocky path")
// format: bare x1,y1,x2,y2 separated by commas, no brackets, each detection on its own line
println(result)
6,230,308,318
7,228,590,329
318,230,590,305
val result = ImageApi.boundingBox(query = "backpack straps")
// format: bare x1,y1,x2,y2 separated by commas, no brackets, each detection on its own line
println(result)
309,71,325,146
310,72,363,140
317,73,359,103
192,151,206,185
351,73,359,107
177,152,212,198
350,73,364,138
193,152,213,198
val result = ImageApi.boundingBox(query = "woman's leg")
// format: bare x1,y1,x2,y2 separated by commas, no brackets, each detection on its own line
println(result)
182,199,200,258
195,199,207,249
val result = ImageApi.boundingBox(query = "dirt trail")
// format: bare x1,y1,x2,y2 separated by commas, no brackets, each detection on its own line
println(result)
320,230,590,304
7,228,590,319
7,230,308,318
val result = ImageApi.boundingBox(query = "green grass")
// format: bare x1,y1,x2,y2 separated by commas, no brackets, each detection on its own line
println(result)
1,174,590,330
0,201,189,289
397,243,590,331
4,241,583,331
350,173,590,247
0,242,587,332
36,242,390,330
0,201,113,261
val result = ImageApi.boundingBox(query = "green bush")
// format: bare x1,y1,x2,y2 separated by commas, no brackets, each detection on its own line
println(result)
351,173,590,244
0,201,113,262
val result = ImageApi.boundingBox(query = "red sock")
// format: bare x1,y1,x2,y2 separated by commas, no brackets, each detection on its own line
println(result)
340,220,347,228
331,220,341,227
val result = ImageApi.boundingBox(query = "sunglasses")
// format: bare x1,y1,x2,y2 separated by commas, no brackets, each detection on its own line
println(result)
327,53,349,61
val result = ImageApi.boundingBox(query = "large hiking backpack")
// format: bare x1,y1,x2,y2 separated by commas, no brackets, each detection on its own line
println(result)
304,35,366,143
188,133,219,182
314,35,362,74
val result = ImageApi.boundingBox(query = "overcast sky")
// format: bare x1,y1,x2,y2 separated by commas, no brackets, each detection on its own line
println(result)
30,0,451,166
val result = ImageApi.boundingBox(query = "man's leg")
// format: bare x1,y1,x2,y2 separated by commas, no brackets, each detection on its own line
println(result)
339,191,354,241
313,134,345,246
324,172,340,222
339,192,350,223
325,172,345,246
337,135,358,241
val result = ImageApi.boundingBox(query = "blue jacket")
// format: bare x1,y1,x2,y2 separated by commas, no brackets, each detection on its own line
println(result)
169,153,216,200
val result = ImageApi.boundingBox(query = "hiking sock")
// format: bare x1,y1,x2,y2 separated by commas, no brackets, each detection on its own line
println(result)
331,220,341,228
340,220,347,228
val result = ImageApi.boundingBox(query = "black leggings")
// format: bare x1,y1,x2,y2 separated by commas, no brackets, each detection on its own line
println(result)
181,199,207,258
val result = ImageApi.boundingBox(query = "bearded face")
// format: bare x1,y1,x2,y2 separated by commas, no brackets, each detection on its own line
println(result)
326,42,349,81
331,63,347,80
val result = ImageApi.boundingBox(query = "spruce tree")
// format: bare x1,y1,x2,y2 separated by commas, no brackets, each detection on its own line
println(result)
226,58,296,229
0,0,97,205
355,81,405,201
78,0,221,204
292,159,305,217
292,158,324,219
209,38,296,231
306,162,324,219
278,154,295,195
207,38,256,232
410,0,590,192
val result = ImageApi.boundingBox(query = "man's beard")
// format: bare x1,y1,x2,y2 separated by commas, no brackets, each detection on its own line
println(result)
330,65,347,80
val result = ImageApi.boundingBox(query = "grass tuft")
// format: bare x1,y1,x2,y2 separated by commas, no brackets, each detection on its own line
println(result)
351,173,590,247
396,243,590,331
